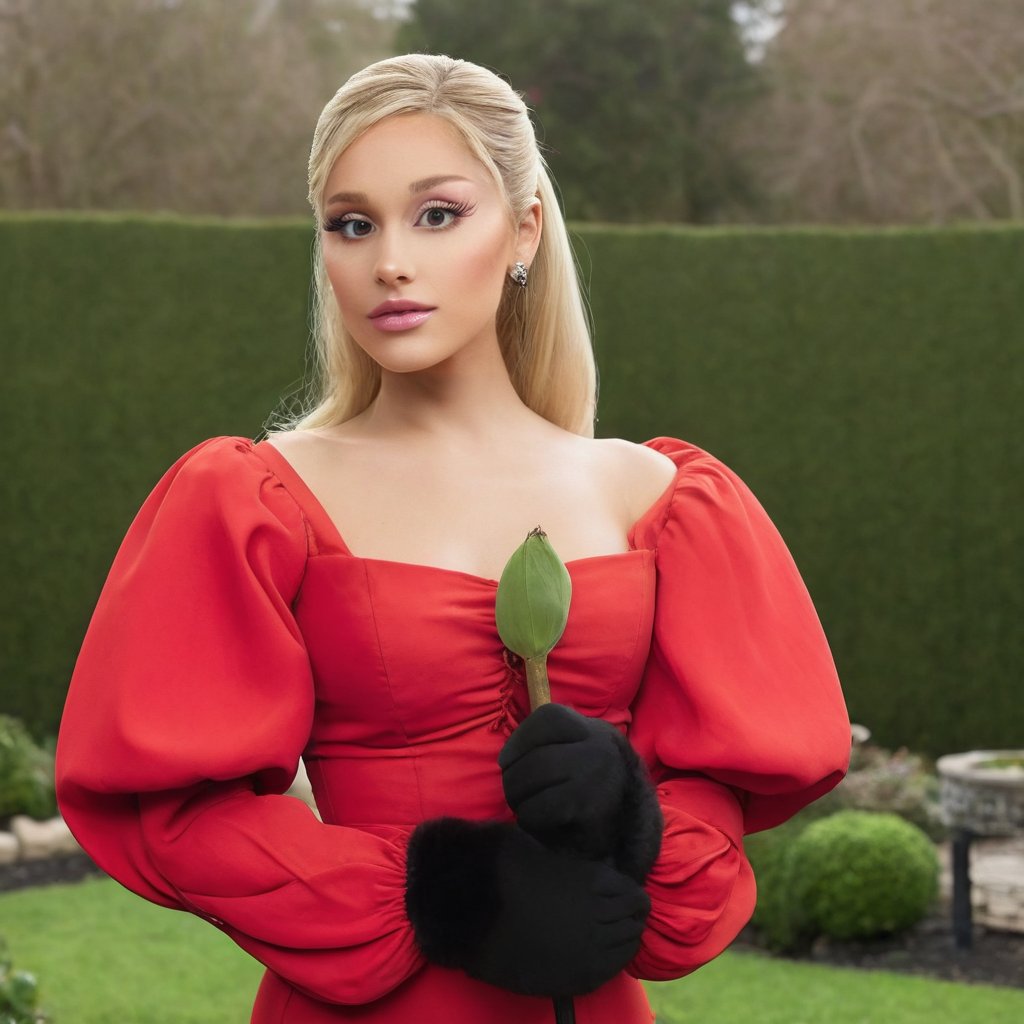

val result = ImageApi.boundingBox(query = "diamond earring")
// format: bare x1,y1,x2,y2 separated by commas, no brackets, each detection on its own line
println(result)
510,261,529,287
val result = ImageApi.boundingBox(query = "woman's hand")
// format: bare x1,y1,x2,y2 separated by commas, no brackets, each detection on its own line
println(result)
405,818,649,997
499,704,663,882
499,704,630,856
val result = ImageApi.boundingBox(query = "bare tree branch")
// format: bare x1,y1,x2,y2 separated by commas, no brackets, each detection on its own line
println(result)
923,107,993,220
739,0,1024,223
0,0,401,213
962,117,1024,217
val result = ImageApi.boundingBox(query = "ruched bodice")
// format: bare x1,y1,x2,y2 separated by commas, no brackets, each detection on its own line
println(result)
297,553,654,827
256,438,658,831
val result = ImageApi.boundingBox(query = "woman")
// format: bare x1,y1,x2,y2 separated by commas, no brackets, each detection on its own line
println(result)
56,54,850,1023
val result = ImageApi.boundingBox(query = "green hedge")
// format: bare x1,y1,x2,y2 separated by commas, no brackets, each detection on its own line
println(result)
3,213,1022,757
584,225,1023,757
3,214,309,734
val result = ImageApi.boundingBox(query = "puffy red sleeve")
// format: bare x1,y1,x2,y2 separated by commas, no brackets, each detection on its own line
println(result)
55,436,423,1005
626,438,850,980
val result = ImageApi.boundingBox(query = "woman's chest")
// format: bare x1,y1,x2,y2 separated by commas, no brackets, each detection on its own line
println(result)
292,550,657,748
261,435,644,582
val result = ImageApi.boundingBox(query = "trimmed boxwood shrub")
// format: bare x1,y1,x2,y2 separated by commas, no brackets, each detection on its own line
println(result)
745,816,808,951
0,936,48,1023
789,810,939,941
0,716,56,822
745,792,844,951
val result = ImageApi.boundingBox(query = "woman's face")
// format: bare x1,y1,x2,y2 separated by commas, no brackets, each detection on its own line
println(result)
320,112,540,376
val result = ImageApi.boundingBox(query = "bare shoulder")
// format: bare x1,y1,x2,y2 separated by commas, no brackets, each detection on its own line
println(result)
259,426,360,477
261,428,315,463
263,424,365,451
590,436,678,515
261,428,305,454
595,437,677,484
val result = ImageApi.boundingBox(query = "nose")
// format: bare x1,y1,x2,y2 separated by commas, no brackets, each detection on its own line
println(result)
373,228,414,286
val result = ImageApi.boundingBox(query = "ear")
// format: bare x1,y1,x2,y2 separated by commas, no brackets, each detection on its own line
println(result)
514,198,543,267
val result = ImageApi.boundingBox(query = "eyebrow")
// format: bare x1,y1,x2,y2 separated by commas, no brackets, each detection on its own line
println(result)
325,174,472,206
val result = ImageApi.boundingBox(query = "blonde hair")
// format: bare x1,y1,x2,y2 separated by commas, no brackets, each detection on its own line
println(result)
270,53,596,437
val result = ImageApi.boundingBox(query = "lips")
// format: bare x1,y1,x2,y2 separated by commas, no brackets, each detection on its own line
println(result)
369,299,434,318
368,299,436,333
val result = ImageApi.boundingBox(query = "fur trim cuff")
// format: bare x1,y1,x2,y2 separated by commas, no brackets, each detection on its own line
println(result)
404,817,506,966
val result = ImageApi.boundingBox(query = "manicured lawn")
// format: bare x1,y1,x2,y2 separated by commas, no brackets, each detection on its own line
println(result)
2,877,1023,1023
1,876,260,1022
645,951,1024,1024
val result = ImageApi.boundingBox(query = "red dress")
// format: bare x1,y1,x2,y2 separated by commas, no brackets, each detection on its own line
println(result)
56,435,849,1023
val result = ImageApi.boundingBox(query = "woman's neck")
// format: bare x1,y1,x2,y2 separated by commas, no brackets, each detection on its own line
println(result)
353,340,553,447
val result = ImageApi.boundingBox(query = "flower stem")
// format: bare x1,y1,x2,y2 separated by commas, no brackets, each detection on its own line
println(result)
524,656,552,710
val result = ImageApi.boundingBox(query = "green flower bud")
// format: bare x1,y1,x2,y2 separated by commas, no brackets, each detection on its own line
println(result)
495,526,572,662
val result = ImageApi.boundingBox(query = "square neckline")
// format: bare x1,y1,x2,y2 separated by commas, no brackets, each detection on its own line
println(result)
250,436,680,585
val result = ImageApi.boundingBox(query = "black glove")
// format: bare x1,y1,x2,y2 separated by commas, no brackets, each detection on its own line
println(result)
405,817,650,997
499,703,663,882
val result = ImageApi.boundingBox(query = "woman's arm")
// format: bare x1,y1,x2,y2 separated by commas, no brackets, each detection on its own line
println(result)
56,437,422,1005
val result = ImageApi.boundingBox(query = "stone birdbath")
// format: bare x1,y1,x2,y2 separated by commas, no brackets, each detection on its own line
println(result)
937,750,1024,949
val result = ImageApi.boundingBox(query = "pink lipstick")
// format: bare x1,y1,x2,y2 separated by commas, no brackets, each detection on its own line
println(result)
368,299,436,333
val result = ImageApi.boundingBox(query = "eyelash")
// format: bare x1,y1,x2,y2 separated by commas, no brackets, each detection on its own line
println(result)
322,200,476,238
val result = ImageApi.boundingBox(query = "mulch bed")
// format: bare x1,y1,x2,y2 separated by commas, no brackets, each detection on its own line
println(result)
3,855,1022,989
733,907,1024,989
0,851,106,894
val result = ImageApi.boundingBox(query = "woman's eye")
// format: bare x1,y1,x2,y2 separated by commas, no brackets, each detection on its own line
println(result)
418,206,457,229
323,215,374,238
339,218,374,239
